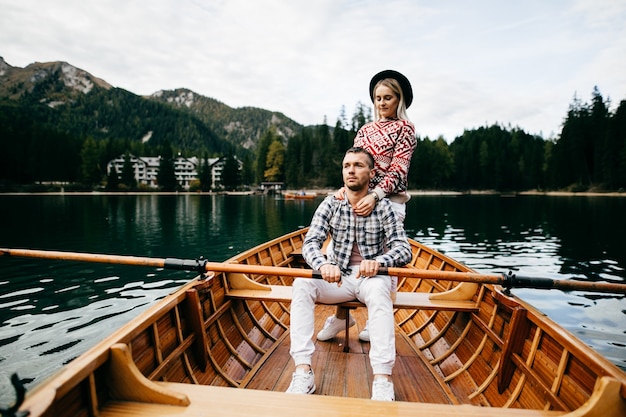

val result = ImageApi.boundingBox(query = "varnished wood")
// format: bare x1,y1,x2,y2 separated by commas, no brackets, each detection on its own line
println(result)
107,344,190,406
5,247,624,293
226,285,479,311
497,307,530,393
16,229,626,417
184,289,208,372
98,381,569,417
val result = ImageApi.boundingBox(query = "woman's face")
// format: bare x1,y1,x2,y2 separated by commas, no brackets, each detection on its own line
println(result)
374,83,399,119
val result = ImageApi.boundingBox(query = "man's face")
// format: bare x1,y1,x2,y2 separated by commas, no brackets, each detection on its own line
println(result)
342,152,374,191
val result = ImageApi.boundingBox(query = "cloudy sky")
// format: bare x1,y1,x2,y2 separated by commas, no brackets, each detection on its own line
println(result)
1,0,625,141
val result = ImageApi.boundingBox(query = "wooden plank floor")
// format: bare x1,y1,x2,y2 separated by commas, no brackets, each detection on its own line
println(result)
246,304,454,404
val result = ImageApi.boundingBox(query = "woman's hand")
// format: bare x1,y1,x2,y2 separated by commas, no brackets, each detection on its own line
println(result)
333,187,346,200
353,193,377,217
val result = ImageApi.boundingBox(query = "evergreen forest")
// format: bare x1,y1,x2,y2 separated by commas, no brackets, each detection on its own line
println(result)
1,86,625,193
274,88,626,192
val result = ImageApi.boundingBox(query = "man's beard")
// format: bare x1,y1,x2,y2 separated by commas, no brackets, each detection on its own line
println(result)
345,182,364,191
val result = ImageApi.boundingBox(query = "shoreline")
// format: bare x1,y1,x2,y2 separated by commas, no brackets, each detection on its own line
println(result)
1,189,625,197
408,190,626,197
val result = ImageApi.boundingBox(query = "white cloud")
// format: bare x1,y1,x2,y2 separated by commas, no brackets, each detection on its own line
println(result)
1,0,624,141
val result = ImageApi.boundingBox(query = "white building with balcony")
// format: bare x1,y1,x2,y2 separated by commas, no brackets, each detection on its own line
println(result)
107,154,241,190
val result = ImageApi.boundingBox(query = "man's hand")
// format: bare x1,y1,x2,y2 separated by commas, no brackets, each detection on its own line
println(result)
358,259,380,278
320,263,342,284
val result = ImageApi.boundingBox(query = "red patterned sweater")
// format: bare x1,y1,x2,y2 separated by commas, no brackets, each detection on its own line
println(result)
354,118,417,202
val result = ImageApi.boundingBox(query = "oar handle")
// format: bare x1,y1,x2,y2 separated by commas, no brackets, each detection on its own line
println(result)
382,267,626,295
505,272,626,294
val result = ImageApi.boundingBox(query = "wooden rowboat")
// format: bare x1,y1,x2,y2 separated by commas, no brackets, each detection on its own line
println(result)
9,228,626,417
283,192,317,199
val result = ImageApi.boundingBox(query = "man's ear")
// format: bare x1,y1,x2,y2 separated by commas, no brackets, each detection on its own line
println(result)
369,168,376,180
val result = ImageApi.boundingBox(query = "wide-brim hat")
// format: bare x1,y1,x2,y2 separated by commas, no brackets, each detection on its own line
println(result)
369,69,413,108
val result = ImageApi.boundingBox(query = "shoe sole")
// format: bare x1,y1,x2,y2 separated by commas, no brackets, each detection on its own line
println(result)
287,383,316,394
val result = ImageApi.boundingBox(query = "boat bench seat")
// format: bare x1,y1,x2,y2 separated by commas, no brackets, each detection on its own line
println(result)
99,381,568,417
98,337,620,417
226,284,478,312
227,283,478,352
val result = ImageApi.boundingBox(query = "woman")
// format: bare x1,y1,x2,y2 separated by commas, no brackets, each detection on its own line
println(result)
317,69,418,343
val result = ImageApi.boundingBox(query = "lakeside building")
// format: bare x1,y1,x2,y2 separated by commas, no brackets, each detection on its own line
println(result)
106,155,241,190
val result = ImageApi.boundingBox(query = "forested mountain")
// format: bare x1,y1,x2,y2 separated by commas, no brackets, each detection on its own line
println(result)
149,89,301,150
1,57,624,192
0,59,222,152
0,57,301,187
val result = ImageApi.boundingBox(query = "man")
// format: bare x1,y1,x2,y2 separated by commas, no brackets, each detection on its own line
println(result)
286,147,412,401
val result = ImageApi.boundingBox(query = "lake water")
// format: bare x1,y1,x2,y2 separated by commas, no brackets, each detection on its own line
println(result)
0,193,624,403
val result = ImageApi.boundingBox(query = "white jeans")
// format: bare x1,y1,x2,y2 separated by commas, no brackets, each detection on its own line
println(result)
289,266,396,375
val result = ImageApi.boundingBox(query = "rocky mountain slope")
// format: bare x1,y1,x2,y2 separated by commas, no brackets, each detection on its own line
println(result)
0,57,302,153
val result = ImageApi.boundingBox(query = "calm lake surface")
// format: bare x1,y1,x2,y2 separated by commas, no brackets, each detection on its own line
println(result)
0,193,625,402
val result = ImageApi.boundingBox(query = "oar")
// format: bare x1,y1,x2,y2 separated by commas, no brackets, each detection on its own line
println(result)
381,267,626,295
1,248,625,295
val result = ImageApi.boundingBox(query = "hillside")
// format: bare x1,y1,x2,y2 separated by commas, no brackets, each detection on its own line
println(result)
149,89,301,150
0,57,302,155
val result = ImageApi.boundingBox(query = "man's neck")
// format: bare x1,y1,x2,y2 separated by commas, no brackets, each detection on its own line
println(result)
345,188,369,206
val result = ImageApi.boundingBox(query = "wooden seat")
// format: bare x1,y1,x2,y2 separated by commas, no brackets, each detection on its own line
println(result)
98,338,618,417
226,284,478,352
99,381,569,417
226,285,478,312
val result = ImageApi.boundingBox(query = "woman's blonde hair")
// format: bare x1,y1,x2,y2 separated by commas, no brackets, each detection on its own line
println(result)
373,78,410,121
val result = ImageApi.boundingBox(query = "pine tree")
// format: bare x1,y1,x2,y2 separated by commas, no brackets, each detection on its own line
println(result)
220,154,241,190
80,136,102,186
106,164,120,190
120,152,137,189
156,144,178,191
198,155,212,191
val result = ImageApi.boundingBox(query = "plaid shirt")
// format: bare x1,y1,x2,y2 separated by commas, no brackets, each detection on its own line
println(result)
303,195,412,274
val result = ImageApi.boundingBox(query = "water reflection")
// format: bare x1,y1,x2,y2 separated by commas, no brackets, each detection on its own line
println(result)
0,194,624,403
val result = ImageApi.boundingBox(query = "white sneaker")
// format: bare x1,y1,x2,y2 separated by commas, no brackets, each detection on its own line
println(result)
316,315,356,341
358,320,370,342
371,378,395,401
286,368,315,394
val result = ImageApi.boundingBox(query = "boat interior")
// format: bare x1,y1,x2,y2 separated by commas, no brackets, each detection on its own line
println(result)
18,228,626,417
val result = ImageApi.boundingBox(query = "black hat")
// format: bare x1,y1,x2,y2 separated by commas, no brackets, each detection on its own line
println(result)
369,69,413,109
